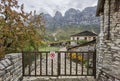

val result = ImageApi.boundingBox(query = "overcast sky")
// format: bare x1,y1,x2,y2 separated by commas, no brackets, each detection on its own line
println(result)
19,0,98,16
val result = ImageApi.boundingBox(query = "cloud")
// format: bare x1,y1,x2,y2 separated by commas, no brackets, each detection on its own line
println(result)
19,0,98,16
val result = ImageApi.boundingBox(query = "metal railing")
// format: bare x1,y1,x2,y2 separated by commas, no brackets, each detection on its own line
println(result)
22,51,96,78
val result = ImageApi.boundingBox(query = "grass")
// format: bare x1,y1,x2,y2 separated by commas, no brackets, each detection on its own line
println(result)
39,46,60,51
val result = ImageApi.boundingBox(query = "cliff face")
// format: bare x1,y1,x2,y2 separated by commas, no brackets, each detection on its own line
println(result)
42,6,100,28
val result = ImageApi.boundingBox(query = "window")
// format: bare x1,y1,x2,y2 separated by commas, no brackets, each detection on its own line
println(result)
84,37,87,40
77,37,79,40
93,37,96,40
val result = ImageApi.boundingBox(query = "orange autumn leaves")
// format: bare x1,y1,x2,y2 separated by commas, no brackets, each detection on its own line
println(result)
0,0,45,59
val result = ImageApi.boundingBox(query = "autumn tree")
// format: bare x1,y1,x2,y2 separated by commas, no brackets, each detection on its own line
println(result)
0,0,45,59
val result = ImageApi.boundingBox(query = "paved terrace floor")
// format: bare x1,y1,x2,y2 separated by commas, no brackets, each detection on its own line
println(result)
23,77,95,81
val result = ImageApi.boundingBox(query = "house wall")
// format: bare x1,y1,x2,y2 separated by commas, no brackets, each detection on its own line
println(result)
0,53,22,81
74,37,78,40
86,36,96,41
71,37,73,40
79,37,85,40
71,36,96,46
97,0,120,80
71,36,96,41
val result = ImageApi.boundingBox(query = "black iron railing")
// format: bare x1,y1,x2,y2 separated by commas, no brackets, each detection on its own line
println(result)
22,51,96,78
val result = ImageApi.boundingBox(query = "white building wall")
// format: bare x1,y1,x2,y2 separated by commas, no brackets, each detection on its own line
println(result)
74,37,78,40
79,37,84,40
71,37,73,40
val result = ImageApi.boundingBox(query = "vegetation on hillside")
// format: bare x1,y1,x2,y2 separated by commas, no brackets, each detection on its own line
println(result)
0,0,45,59
39,46,60,51
45,24,99,42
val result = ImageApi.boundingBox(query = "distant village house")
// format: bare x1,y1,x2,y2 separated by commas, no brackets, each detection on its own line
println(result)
70,31,97,46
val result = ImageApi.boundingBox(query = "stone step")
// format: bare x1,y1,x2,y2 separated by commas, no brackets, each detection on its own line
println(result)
30,78,95,81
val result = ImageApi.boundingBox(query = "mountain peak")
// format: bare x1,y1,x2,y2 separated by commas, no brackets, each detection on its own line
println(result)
54,11,63,17
68,8,77,12
42,6,100,28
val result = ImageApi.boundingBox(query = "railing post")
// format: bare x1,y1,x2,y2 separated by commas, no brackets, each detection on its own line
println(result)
22,51,25,76
51,59,53,75
57,52,61,76
70,52,72,75
40,52,42,75
93,50,96,78
81,52,84,75
87,51,90,75
64,52,67,75
46,52,48,75
35,51,37,76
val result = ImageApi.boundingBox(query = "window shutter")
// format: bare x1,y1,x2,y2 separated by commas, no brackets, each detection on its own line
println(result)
115,0,120,11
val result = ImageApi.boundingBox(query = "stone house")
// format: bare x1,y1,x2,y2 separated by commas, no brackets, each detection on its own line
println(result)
70,31,97,46
96,0,120,80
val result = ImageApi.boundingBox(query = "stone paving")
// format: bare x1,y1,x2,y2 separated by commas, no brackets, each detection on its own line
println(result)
23,77,95,81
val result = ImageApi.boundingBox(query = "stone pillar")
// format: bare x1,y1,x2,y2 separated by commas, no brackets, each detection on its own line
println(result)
97,0,120,80
96,14,105,77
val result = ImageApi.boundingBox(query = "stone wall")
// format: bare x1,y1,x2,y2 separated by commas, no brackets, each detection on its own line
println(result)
97,0,120,80
0,53,22,81
71,44,96,52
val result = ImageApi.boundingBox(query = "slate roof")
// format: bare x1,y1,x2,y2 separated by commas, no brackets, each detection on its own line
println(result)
71,31,97,37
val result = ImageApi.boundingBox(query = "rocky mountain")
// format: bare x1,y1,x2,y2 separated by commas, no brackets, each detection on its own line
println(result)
42,6,100,28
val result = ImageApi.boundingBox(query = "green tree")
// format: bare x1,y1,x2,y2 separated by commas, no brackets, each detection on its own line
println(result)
0,0,45,59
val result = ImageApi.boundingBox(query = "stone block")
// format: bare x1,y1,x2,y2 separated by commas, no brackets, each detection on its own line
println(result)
5,76,12,81
0,63,5,70
5,53,22,59
0,60,9,67
4,59,12,65
6,65,13,71
0,78,2,81
111,46,120,50
0,70,5,76
12,58,20,63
